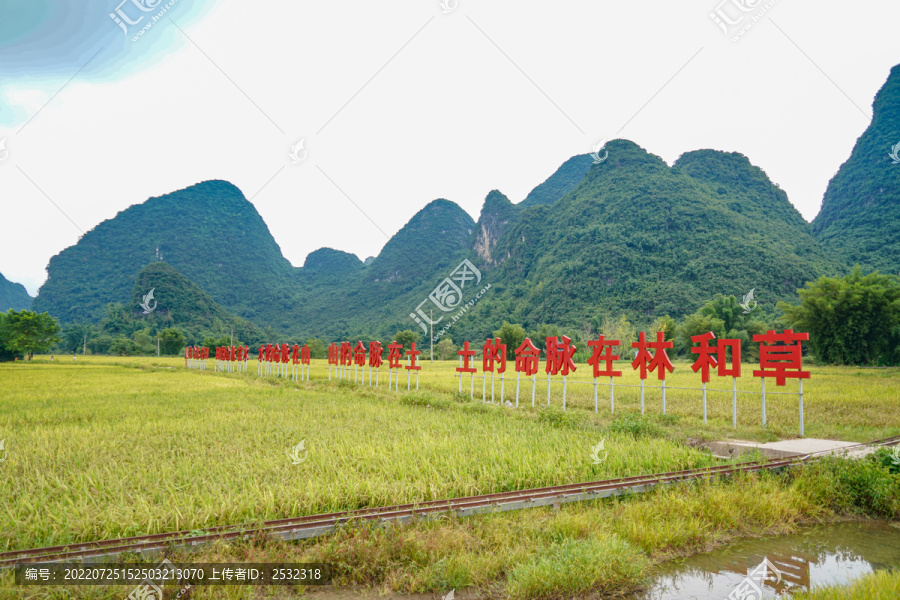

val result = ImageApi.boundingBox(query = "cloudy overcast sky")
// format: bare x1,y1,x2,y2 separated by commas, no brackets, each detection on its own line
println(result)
1,0,898,295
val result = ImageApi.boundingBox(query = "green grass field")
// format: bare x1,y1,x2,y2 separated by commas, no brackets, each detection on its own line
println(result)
1,356,899,599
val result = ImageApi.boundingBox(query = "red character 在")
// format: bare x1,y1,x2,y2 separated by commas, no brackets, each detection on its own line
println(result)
586,335,622,378
482,337,507,373
753,329,810,385
632,331,675,380
545,335,577,376
514,338,541,376
387,341,404,369
456,341,477,373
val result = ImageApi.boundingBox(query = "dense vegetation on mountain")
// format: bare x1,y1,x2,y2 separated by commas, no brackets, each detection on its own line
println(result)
58,262,266,356
520,153,593,207
29,64,900,356
812,64,900,273
32,180,297,329
0,272,33,311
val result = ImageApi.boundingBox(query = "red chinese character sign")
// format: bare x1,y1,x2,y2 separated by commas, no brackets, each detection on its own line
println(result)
754,329,810,433
545,336,577,409
405,342,422,390
482,337,507,403
387,341,404,390
632,331,675,414
513,338,541,407
587,335,621,413
456,341,477,397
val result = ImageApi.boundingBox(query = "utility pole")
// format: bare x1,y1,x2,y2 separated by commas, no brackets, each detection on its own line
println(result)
430,309,434,363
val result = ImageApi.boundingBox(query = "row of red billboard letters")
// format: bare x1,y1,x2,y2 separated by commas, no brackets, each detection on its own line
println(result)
458,330,810,386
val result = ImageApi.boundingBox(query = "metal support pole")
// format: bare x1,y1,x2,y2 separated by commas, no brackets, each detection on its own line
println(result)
610,377,615,413
458,356,463,394
562,376,567,410
516,371,520,408
547,372,551,406
500,372,504,403
491,371,495,403
799,379,804,437
732,377,737,428
702,381,707,424
531,374,536,407
470,372,474,400
761,378,767,427
662,379,666,414
593,377,598,414
640,379,645,414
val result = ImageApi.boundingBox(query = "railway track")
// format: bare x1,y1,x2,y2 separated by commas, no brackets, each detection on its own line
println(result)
3,435,898,569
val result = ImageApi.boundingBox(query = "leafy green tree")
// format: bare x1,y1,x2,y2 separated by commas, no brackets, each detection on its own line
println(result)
654,315,677,343
528,324,560,347
600,315,636,357
0,309,61,360
676,295,766,356
493,322,526,360
436,337,457,361
109,338,139,356
61,323,95,353
0,312,22,361
392,329,419,351
778,268,900,365
306,338,326,359
159,328,186,355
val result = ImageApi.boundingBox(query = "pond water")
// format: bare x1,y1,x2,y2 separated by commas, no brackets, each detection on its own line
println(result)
631,521,900,599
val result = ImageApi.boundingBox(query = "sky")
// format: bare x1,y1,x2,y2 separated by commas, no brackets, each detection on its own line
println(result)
1,0,899,296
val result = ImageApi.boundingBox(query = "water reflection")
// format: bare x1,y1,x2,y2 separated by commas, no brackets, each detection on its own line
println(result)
633,522,900,599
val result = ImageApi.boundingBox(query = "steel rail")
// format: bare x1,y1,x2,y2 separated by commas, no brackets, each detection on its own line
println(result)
3,435,898,569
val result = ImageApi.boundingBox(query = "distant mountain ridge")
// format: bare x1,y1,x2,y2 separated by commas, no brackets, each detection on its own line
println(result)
30,63,900,341
0,272,33,311
812,63,900,273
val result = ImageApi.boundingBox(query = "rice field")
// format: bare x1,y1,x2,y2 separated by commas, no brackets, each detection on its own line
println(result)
1,356,714,551
0,355,898,598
